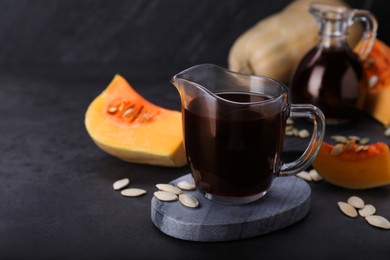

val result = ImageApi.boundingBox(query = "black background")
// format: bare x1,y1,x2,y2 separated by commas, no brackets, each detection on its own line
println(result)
1,1,390,259
0,0,388,68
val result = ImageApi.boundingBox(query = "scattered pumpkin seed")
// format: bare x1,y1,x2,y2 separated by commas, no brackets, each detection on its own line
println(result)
348,136,361,142
156,184,182,195
331,135,371,147
298,129,310,139
365,215,390,230
296,171,312,181
338,201,358,218
359,204,376,217
359,137,370,145
287,118,294,125
347,196,365,209
331,135,348,144
179,194,199,208
113,178,130,190
338,196,389,230
384,128,390,137
309,169,322,182
292,128,300,136
285,129,294,136
177,181,196,191
154,191,178,202
331,144,345,156
120,188,147,197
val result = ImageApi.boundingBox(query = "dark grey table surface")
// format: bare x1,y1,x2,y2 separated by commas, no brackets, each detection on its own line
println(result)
1,65,389,260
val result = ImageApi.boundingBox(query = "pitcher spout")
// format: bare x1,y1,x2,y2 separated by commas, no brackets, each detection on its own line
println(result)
171,64,220,104
171,63,245,101
170,76,180,92
170,75,190,103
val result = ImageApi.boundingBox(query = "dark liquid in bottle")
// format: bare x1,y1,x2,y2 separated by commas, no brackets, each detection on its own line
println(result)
290,46,363,123
183,92,287,197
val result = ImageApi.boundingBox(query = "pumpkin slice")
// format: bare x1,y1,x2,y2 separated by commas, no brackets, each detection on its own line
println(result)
312,141,390,189
356,39,390,125
85,74,186,167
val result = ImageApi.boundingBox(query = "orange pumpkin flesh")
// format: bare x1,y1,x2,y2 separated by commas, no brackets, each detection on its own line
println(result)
85,74,187,167
312,141,390,189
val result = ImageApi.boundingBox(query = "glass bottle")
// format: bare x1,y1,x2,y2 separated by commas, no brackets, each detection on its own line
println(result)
290,2,377,125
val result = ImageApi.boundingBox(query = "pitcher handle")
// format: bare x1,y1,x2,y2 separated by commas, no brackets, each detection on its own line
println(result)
349,9,378,61
279,104,325,176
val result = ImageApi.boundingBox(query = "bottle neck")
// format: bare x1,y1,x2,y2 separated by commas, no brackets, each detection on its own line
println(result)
318,20,349,49
319,34,349,49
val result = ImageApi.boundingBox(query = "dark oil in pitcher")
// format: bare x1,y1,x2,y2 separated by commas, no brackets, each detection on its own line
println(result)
183,92,286,197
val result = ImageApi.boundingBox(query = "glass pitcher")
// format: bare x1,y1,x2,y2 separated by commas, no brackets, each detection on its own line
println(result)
172,64,325,204
290,2,378,125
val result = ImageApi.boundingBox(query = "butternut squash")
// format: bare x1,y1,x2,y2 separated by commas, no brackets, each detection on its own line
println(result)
228,0,363,83
85,75,187,167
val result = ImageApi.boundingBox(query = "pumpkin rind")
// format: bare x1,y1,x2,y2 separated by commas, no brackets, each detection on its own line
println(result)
85,74,187,167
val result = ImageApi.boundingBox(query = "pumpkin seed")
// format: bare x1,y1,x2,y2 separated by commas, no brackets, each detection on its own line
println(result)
347,196,365,209
120,188,147,197
296,171,311,181
359,137,370,145
359,204,376,217
123,107,135,117
154,191,178,202
179,194,199,208
286,118,294,125
337,196,389,230
292,128,299,136
368,75,378,88
107,106,118,114
177,181,196,191
338,201,358,218
298,129,310,139
331,135,348,144
113,178,130,190
345,139,356,151
116,102,124,112
354,146,365,153
331,144,345,156
384,128,390,137
348,136,361,142
365,215,390,230
156,184,182,195
285,129,294,136
309,169,322,182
